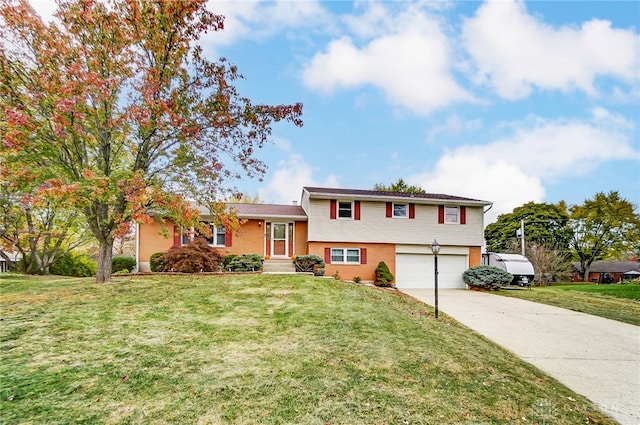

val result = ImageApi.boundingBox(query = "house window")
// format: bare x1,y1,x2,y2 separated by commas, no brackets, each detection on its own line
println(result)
393,203,408,218
213,226,226,246
181,229,191,245
330,248,360,264
338,201,353,219
183,222,226,246
445,206,459,223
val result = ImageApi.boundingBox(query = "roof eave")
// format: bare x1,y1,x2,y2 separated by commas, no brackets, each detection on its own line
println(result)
238,214,308,221
304,190,491,207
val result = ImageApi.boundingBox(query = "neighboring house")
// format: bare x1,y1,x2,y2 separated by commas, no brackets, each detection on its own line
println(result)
136,186,492,288
0,250,21,273
572,261,640,283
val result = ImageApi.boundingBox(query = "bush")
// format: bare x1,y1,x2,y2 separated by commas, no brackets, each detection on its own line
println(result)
226,254,263,272
150,252,165,272
293,254,325,275
374,261,394,287
112,256,136,274
353,276,361,283
463,266,512,289
50,251,97,277
222,254,238,271
162,238,223,273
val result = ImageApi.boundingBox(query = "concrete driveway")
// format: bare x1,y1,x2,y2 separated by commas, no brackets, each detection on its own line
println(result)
400,288,640,425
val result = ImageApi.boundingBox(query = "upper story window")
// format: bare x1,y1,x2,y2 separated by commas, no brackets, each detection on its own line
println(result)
386,202,415,219
393,203,408,218
338,201,353,219
445,206,459,223
438,205,466,225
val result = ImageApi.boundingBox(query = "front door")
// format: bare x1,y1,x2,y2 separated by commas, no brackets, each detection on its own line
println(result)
271,223,288,257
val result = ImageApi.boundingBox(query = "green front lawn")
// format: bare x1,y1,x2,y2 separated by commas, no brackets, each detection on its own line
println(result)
498,282,640,326
557,282,640,299
1,274,616,424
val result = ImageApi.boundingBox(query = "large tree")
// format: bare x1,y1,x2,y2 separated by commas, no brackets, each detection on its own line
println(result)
570,191,640,281
0,176,90,274
374,178,426,194
484,202,573,253
1,0,302,282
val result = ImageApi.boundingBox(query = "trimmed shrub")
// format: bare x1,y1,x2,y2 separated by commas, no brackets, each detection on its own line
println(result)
162,238,223,273
50,251,97,277
374,261,394,287
222,254,238,271
150,252,165,272
293,254,325,275
112,256,136,273
226,254,263,272
463,265,512,289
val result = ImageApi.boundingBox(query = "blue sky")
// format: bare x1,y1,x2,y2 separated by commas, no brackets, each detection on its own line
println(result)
33,0,640,223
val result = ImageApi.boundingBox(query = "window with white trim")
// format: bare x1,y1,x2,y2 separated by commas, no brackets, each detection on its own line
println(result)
445,206,459,223
393,203,408,218
330,248,360,264
338,201,353,219
182,222,226,246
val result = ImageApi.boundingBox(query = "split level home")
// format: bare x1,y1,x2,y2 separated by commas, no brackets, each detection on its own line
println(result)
136,187,492,288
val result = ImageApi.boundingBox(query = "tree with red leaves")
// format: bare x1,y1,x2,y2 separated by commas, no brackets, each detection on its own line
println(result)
0,0,302,282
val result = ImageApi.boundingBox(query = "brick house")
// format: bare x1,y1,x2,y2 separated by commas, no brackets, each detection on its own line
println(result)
136,187,492,288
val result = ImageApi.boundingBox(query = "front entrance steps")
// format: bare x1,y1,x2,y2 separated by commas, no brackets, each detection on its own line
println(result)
262,258,296,274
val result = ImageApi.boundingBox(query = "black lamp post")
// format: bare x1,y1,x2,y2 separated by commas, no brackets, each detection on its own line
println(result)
431,239,440,319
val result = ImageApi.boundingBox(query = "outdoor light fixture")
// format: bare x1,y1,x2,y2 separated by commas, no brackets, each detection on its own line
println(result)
431,239,440,319
258,221,262,227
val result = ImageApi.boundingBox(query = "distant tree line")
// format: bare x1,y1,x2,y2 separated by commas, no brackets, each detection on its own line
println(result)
485,191,640,283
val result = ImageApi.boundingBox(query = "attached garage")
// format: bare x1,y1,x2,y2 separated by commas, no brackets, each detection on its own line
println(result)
395,253,467,289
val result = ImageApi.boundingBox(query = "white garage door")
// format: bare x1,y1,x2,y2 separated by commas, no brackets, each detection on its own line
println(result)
395,254,467,289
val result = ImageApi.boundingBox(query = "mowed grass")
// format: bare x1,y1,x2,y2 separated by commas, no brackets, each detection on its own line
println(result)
498,282,640,326
1,274,616,425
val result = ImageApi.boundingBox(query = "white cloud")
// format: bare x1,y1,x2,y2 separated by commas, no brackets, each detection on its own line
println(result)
462,0,640,99
302,4,474,116
411,155,545,224
204,0,331,48
465,120,637,181
259,154,339,204
410,112,639,223
427,115,483,144
23,0,58,22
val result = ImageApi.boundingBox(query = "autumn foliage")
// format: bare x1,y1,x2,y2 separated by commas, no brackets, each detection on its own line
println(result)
162,238,223,273
0,0,302,282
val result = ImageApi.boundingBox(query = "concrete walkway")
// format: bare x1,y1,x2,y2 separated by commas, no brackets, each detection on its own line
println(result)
400,288,640,425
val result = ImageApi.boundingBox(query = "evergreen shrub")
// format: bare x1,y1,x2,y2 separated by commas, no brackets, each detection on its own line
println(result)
150,252,165,272
222,254,238,271
463,265,512,289
293,254,325,275
375,261,394,287
226,254,263,272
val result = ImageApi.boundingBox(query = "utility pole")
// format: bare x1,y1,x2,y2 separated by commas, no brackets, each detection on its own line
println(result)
520,219,525,256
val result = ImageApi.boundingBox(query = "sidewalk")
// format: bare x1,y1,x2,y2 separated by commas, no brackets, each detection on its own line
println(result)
400,288,640,425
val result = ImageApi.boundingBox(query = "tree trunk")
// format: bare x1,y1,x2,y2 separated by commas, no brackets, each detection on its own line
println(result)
96,240,114,283
582,265,591,282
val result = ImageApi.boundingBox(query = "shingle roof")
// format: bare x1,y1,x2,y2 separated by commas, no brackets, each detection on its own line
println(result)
227,203,307,219
573,261,640,273
303,186,492,205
